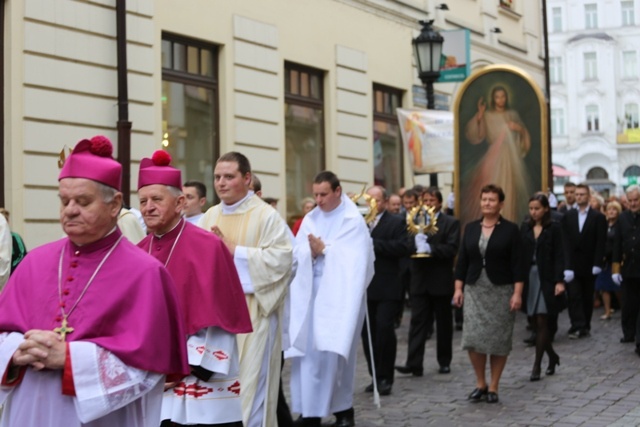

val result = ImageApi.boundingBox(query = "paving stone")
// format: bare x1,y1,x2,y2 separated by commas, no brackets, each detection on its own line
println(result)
282,308,640,425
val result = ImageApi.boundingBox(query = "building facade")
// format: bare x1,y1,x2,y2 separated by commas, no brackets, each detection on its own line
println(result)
548,0,640,198
2,0,545,248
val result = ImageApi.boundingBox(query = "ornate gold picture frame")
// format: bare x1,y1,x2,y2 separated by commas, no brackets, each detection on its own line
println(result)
454,64,548,229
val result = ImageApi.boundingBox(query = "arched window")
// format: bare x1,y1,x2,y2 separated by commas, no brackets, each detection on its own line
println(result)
624,165,640,177
587,167,608,180
586,104,599,131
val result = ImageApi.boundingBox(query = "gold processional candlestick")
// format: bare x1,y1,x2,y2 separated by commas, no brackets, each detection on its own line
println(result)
407,203,438,258
350,185,378,225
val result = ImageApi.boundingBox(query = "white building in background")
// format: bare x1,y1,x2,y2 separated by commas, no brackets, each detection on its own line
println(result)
2,0,545,248
548,0,640,198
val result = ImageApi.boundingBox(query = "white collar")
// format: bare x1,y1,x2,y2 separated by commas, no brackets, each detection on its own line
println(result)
221,191,254,214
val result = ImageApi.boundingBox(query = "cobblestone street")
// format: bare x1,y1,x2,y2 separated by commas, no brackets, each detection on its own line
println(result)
284,305,640,426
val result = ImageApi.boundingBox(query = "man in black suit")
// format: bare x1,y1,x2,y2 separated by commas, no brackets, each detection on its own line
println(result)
612,185,640,350
361,186,411,396
396,188,460,375
561,183,607,339
558,182,577,213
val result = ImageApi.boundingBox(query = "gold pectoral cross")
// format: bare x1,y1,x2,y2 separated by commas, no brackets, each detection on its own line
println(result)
54,317,75,341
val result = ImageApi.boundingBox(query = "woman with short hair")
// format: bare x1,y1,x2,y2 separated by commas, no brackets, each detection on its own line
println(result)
453,184,524,404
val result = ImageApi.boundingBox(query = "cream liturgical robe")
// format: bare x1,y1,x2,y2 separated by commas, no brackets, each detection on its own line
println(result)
0,214,11,290
199,194,293,427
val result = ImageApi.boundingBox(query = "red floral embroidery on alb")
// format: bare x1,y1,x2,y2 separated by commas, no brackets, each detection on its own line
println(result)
196,346,205,355
213,350,228,360
228,381,241,395
173,382,214,398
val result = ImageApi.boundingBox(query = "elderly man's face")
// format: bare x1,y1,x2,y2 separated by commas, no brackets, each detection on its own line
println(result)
59,178,121,246
139,184,185,235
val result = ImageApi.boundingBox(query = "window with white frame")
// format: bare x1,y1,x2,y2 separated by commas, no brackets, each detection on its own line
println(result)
625,103,639,129
552,7,562,32
622,1,635,26
586,104,599,131
551,108,565,136
550,57,563,83
585,3,598,29
623,50,638,79
584,52,598,80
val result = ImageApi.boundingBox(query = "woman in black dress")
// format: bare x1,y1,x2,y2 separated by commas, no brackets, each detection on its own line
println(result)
520,193,565,381
595,201,622,320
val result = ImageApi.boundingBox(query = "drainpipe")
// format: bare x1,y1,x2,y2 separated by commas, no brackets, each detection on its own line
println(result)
542,0,553,189
116,0,131,205
0,0,5,206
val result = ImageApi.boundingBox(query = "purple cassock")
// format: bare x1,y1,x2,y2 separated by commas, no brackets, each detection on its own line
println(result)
138,218,252,336
0,228,190,379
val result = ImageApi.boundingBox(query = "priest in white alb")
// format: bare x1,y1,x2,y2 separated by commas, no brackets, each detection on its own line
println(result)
285,171,374,427
199,151,293,427
0,136,189,427
137,150,253,427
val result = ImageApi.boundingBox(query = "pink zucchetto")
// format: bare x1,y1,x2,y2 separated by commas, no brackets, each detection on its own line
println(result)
137,150,182,190
58,135,122,191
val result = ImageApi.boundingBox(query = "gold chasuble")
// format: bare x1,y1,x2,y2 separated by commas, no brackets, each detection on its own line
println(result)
200,195,292,427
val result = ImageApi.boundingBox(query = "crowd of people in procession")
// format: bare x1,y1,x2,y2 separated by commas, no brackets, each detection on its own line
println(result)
0,135,639,426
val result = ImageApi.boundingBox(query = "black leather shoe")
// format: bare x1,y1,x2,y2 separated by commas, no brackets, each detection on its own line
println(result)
468,387,488,401
333,407,355,427
293,416,321,427
438,366,451,374
546,354,560,376
394,365,423,377
365,382,374,393
378,379,392,396
621,336,634,343
486,391,499,404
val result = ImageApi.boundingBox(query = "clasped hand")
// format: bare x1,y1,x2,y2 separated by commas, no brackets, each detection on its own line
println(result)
308,234,325,258
12,330,65,371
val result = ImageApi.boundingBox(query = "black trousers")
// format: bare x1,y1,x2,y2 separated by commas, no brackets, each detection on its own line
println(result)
277,352,293,427
405,292,453,368
567,273,596,331
621,277,640,342
362,299,402,383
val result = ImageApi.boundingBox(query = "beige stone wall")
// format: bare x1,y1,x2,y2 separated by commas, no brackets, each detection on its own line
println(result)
7,0,545,248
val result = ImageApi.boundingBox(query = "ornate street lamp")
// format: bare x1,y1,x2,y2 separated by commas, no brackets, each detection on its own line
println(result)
412,20,444,186
412,20,444,109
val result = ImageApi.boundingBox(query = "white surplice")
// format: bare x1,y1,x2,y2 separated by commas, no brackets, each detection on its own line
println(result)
161,327,242,425
0,332,165,427
285,194,374,417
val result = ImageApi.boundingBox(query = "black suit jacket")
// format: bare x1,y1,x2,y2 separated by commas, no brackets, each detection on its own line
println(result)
612,211,640,278
520,221,565,314
454,217,524,285
368,211,412,301
410,212,460,296
560,207,606,276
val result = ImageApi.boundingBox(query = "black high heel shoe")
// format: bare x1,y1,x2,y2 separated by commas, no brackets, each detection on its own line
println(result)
530,365,541,381
546,354,560,376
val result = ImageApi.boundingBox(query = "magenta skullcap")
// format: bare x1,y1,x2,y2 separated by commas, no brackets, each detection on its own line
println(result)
138,150,182,190
58,136,122,191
